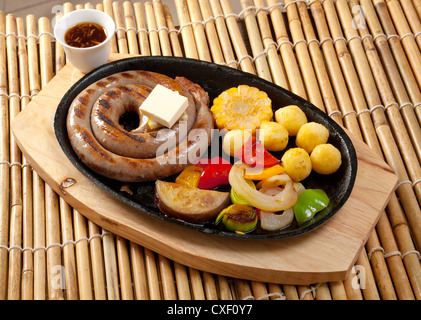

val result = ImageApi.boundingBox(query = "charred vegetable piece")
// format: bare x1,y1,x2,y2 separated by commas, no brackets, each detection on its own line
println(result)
175,165,203,188
293,189,329,225
216,204,258,233
155,180,231,224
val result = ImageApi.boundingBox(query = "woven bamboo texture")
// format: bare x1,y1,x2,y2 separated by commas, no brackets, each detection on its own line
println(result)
0,0,421,300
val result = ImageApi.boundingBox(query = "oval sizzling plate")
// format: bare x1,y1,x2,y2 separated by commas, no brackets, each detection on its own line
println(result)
54,56,357,239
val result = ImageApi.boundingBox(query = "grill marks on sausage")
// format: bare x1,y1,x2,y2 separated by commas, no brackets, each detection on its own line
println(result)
78,94,89,106
96,111,145,143
80,131,113,161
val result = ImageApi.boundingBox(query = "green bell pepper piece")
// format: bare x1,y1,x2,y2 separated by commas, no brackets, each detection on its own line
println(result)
293,189,329,225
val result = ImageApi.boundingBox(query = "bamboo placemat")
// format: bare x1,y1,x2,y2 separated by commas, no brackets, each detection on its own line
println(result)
0,0,420,300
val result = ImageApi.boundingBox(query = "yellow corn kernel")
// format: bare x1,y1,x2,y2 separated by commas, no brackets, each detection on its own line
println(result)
211,85,273,133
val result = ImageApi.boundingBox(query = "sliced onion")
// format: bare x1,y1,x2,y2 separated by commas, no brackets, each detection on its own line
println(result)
228,163,297,212
259,208,294,231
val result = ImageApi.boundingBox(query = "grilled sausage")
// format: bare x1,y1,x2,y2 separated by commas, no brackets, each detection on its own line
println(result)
67,70,213,182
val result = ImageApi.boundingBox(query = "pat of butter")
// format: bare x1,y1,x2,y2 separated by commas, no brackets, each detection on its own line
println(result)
139,84,189,128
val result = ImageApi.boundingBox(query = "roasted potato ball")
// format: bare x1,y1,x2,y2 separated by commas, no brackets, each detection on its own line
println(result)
281,147,312,182
222,129,252,157
274,105,308,136
258,121,289,152
295,122,329,153
310,143,342,175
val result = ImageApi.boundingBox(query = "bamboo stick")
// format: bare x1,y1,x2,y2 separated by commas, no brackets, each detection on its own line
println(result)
144,248,162,299
145,1,162,56
54,11,66,72
175,0,199,59
266,0,306,99
365,232,397,299
39,18,64,300
102,231,120,299
88,222,107,300
116,236,134,300
158,255,177,299
314,283,332,300
103,0,118,53
133,2,151,56
240,0,272,81
208,0,237,68
328,281,348,300
370,0,421,124
267,283,284,300
360,0,421,154
73,211,93,300
379,0,421,88
39,16,64,301
113,1,129,54
130,242,150,300
219,0,255,73
217,275,233,300
343,268,364,300
189,268,206,300
152,0,173,56
338,0,421,206
5,13,22,300
250,281,268,300
163,5,183,57
386,196,421,299
59,199,78,300
186,0,212,62
44,185,63,300
283,0,324,110
297,285,314,300
174,262,192,300
25,15,45,300
16,16,33,300
400,0,421,50
233,279,252,300
308,1,362,136
376,211,415,299
253,0,289,89
354,249,380,300
295,0,342,124
0,10,8,300
197,0,226,65
412,0,421,21
123,1,140,55
202,272,218,299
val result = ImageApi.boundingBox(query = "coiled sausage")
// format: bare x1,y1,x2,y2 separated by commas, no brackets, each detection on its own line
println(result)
67,70,213,182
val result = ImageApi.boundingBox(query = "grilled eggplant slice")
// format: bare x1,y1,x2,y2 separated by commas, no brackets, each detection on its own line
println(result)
155,180,230,223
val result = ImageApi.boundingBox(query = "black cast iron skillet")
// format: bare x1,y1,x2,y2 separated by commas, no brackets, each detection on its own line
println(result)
54,56,357,239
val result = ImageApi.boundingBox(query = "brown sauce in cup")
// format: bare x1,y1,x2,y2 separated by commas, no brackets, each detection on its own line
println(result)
65,22,107,48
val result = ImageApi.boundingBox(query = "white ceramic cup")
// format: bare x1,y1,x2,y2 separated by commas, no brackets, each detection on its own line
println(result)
54,9,115,73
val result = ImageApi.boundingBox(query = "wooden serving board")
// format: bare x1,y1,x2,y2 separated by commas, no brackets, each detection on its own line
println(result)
11,55,398,285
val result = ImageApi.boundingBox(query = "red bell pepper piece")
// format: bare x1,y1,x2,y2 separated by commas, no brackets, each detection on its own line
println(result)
196,157,233,190
237,136,279,168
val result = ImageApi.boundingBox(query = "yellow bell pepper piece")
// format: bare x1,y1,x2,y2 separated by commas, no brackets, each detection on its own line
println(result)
175,165,203,188
244,164,284,181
